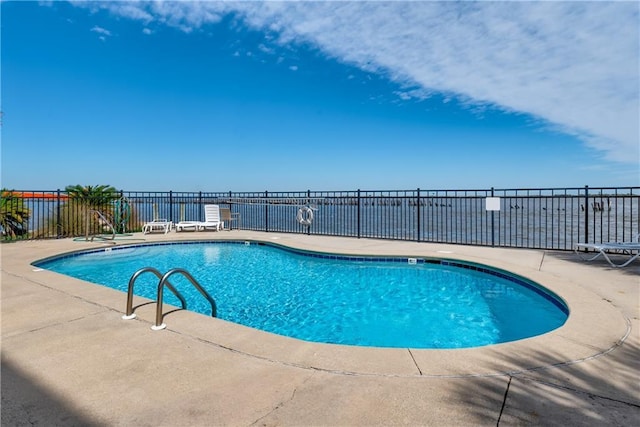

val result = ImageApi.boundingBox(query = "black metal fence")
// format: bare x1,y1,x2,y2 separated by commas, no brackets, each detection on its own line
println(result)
1,186,638,251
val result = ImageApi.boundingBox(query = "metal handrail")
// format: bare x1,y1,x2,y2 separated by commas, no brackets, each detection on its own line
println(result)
152,268,217,330
122,267,188,320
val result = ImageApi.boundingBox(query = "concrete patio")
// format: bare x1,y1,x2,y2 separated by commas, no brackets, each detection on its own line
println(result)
1,231,638,426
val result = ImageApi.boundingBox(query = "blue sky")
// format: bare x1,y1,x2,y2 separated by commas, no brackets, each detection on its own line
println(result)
2,1,639,192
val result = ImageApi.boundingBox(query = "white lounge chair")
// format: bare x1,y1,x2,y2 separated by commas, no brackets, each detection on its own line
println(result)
142,219,172,234
175,221,199,232
574,234,640,268
197,204,223,231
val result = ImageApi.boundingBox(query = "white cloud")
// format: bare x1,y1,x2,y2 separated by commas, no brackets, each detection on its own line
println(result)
90,25,111,42
90,25,111,37
258,43,274,54
74,1,640,164
147,0,224,33
104,2,154,23
289,65,298,72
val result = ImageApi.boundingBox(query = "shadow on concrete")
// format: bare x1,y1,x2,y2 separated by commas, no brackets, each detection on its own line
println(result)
548,250,640,277
456,340,640,426
1,355,100,427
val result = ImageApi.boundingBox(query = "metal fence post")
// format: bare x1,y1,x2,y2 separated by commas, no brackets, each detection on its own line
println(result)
416,188,421,242
357,189,361,239
169,190,173,223
584,185,589,244
491,187,495,247
56,189,62,239
265,190,269,232
307,189,311,235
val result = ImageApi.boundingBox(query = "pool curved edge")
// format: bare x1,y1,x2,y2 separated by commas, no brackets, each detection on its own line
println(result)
16,232,632,378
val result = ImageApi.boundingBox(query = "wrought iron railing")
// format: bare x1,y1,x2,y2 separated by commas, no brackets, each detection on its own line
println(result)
1,186,638,250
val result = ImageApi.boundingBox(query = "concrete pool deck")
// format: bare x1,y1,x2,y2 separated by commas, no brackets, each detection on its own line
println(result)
1,231,638,426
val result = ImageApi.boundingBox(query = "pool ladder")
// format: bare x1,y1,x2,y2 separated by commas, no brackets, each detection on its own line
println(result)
122,267,217,330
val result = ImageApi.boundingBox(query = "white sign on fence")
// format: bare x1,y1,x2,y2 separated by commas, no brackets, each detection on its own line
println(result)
485,197,501,211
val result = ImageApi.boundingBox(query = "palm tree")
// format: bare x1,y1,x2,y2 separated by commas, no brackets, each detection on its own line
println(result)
65,184,118,239
0,190,31,239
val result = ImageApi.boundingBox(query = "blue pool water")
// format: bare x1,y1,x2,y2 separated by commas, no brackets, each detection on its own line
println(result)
35,241,568,349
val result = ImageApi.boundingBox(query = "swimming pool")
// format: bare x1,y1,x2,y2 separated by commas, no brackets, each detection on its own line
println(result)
35,241,568,349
